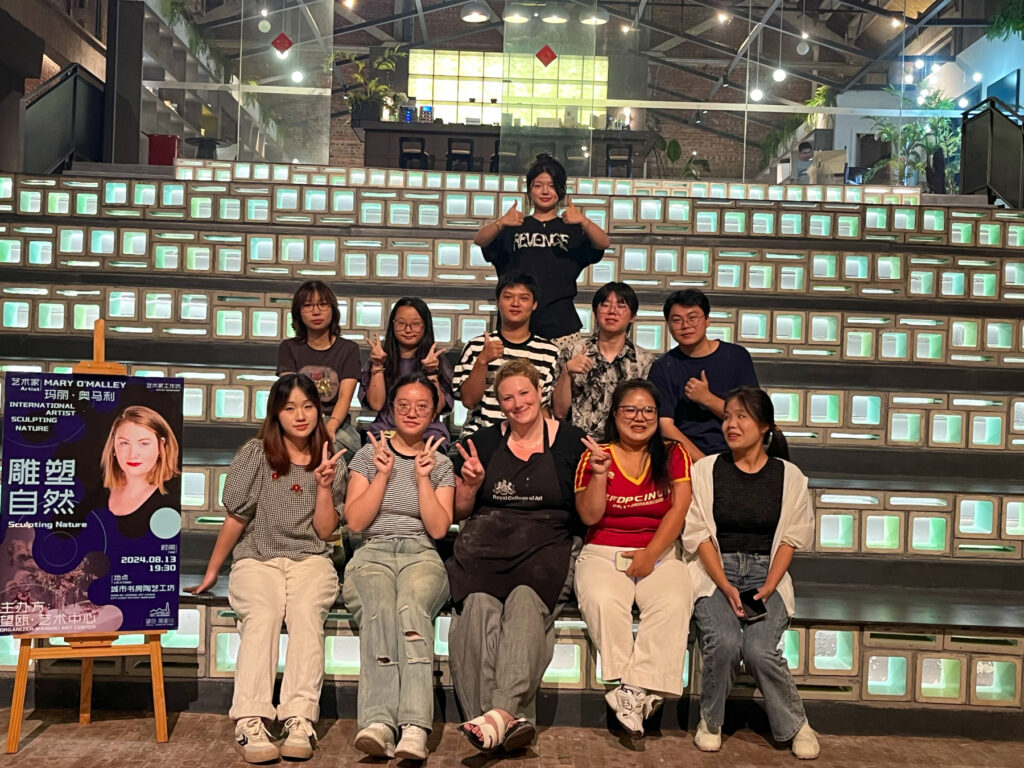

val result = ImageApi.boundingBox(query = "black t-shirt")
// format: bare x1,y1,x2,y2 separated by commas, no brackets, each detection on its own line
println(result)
482,215,604,339
712,453,783,555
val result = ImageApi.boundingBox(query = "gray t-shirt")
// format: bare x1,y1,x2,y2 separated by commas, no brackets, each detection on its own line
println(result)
347,439,454,541
277,336,360,408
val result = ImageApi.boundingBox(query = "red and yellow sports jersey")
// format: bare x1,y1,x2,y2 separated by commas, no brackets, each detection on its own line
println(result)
574,440,692,548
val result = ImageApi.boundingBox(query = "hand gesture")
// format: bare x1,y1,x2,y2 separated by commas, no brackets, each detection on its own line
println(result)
456,439,485,487
314,441,347,489
566,352,594,376
753,583,775,603
621,548,658,579
369,333,388,366
723,584,745,618
497,200,524,229
367,433,394,479
562,197,585,225
415,435,442,478
684,370,712,406
421,342,447,374
187,572,218,595
581,436,611,476
480,331,504,364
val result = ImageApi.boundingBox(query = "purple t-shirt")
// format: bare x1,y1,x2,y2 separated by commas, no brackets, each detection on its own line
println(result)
277,336,360,408
358,355,454,448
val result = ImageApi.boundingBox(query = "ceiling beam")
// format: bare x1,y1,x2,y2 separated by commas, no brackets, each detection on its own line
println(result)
648,107,762,149
650,83,777,129
334,0,472,36
709,0,784,97
412,0,430,43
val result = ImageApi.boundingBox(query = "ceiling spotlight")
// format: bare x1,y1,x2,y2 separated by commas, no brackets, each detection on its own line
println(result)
914,59,924,70
275,48,290,59
772,68,787,82
343,0,355,7
257,19,271,33
461,1,490,23
916,95,925,105
291,70,304,83
958,97,969,108
502,3,530,23
717,12,729,23
750,87,763,102
921,88,930,97
903,73,914,84
621,23,631,33
541,3,569,23
261,8,268,17
796,41,810,56
891,17,902,28
692,150,698,156
801,30,809,40
931,63,941,73
972,71,982,82
579,6,609,25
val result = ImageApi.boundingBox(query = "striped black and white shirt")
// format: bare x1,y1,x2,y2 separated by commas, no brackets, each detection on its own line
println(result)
452,332,559,438
223,438,346,562
347,440,455,541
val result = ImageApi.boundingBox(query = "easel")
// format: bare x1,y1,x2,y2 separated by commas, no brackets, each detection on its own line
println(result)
5,321,169,753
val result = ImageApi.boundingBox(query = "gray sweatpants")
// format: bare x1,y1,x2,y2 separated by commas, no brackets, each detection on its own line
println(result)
447,540,579,726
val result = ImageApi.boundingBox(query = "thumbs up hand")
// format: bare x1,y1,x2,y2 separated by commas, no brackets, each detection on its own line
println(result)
563,197,585,225
684,370,712,406
480,331,505,364
498,199,524,229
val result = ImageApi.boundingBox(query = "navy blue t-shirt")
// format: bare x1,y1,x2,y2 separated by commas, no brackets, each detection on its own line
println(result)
648,341,759,454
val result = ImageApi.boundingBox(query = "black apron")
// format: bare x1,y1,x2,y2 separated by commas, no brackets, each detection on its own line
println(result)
446,422,573,612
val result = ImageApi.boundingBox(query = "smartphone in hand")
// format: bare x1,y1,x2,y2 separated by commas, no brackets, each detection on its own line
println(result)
739,588,767,621
615,552,632,571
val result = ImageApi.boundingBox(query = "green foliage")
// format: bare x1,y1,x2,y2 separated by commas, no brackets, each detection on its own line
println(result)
682,155,711,180
332,46,408,116
804,85,836,127
666,139,682,164
987,0,1024,40
760,114,805,169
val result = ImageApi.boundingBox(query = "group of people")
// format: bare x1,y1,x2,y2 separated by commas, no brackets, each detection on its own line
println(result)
190,154,819,763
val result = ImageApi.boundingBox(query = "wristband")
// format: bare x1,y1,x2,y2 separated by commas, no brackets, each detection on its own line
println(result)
371,367,385,374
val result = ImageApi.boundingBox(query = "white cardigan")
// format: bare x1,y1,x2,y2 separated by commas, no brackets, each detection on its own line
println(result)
681,454,814,617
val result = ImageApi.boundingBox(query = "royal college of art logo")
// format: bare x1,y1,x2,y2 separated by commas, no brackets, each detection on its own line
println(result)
492,479,516,498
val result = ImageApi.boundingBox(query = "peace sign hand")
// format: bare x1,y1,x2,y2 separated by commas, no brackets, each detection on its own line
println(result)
581,436,611,477
415,435,442,478
456,439,485,487
314,441,347,489
421,342,448,375
369,333,388,366
498,200,524,229
367,432,394,479
563,197,585,225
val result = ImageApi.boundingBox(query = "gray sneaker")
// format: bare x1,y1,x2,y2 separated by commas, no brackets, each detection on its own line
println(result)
280,716,316,760
233,717,279,764
354,722,396,758
605,684,646,737
694,718,722,752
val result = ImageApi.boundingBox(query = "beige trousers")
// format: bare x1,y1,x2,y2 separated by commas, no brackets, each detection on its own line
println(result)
574,542,693,696
227,555,339,722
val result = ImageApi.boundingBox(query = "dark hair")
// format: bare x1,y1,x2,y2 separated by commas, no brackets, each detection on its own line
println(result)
604,379,671,496
798,141,813,152
290,280,342,341
592,281,639,315
383,297,437,388
723,386,790,460
526,154,567,202
495,271,538,302
662,288,710,321
389,371,441,417
259,373,331,475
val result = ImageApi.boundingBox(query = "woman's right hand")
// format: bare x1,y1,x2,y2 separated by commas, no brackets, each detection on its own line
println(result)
722,584,745,619
367,432,395,478
497,200,524,229
456,439,485,486
581,436,611,476
369,333,388,366
187,572,218,595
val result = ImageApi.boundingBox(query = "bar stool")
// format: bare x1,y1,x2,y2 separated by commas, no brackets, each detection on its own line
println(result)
605,143,633,177
399,137,431,169
564,144,588,176
446,138,475,171
489,140,521,173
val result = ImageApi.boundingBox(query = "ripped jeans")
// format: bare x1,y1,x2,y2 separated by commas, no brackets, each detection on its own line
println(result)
342,537,450,732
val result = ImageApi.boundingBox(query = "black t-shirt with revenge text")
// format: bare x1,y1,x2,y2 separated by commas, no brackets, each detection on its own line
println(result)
482,215,604,339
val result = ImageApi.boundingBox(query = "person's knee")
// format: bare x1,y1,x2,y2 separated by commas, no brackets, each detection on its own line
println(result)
702,627,742,666
741,635,783,673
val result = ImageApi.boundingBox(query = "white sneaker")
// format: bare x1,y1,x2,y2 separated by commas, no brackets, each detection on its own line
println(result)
694,718,722,752
354,722,396,758
280,716,316,760
233,717,279,764
395,724,429,761
791,722,820,760
643,693,664,720
605,684,645,737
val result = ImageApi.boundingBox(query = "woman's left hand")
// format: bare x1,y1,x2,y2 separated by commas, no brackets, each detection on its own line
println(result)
562,198,585,225
622,548,658,579
415,435,442,478
753,583,775,602
421,342,448,374
314,441,346,489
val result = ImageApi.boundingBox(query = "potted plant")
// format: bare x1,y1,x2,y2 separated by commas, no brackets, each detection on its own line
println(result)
334,46,407,124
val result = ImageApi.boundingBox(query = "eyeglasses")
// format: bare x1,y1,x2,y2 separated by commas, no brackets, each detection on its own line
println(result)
302,302,332,312
668,313,706,328
616,405,658,420
597,301,630,313
394,320,424,331
395,401,432,417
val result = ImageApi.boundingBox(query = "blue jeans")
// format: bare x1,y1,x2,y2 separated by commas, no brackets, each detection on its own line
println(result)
692,552,806,742
342,537,450,731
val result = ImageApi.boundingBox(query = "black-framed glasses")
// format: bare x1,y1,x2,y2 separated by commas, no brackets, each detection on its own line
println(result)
394,320,424,331
616,405,658,420
395,402,432,416
302,302,332,311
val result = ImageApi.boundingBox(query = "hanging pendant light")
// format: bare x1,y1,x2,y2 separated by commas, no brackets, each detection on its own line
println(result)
502,3,531,23
461,1,491,23
541,3,570,24
579,6,609,25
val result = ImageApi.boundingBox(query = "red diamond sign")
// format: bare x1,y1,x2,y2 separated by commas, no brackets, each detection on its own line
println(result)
271,33,294,54
536,45,557,68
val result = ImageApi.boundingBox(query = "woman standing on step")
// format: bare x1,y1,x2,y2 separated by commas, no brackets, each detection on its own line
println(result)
189,373,346,764
342,372,455,761
682,386,820,760
574,379,693,738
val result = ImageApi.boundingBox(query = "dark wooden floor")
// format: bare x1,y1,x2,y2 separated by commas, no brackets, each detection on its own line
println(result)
1,708,1021,767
